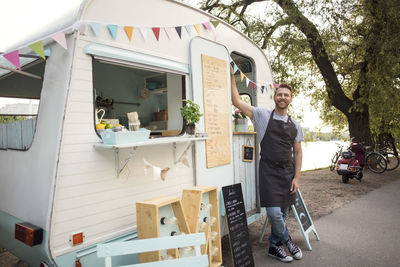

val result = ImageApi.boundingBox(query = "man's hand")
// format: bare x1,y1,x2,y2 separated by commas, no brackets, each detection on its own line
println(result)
290,177,299,194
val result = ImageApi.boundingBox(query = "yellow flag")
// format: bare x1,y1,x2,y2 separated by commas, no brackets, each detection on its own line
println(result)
194,24,201,35
124,26,133,41
29,41,45,59
240,72,245,82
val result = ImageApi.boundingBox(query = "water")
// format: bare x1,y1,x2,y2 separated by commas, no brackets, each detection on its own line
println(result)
301,141,346,171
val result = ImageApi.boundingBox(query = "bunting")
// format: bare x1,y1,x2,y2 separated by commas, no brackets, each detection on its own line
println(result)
184,25,192,36
28,41,45,59
3,50,21,70
139,27,148,40
194,24,201,35
211,20,220,28
124,26,134,41
107,24,118,40
89,22,101,37
152,27,160,41
202,22,211,30
175,26,182,39
51,32,68,50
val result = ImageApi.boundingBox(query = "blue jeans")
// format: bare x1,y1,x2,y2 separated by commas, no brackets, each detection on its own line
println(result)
266,206,290,247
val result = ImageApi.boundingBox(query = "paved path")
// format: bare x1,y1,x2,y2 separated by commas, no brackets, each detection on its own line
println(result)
253,178,400,266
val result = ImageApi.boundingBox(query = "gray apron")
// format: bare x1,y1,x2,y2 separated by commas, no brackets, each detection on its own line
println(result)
259,110,297,208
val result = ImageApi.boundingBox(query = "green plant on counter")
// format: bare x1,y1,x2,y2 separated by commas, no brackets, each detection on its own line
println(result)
180,99,203,125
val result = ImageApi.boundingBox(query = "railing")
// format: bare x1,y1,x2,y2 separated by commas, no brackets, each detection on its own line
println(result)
0,117,37,150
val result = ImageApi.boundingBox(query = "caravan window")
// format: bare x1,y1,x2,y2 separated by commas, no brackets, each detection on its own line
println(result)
0,58,45,150
92,59,184,136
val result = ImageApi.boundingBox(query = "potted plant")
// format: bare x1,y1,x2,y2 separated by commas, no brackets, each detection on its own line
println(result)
233,109,248,132
180,99,203,135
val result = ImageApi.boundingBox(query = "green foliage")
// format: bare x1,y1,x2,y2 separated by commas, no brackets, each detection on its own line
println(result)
180,99,203,125
197,0,400,143
0,116,27,123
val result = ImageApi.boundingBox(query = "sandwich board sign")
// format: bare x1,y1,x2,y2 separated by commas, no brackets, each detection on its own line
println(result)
222,183,254,267
291,190,320,250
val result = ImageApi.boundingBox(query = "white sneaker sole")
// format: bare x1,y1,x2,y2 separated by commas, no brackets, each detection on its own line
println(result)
268,253,293,263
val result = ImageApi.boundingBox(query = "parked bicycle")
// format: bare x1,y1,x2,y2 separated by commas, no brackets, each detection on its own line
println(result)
330,143,346,171
378,142,399,171
349,141,387,174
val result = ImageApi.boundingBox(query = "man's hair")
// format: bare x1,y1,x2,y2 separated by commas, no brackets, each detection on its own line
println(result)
274,83,292,96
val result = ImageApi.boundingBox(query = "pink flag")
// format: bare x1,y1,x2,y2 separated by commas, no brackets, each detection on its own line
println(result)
202,22,211,30
51,32,68,50
3,50,21,70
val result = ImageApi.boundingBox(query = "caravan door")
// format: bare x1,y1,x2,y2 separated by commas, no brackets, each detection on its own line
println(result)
189,37,234,187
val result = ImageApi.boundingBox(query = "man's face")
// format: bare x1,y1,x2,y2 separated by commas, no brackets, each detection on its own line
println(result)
274,87,292,109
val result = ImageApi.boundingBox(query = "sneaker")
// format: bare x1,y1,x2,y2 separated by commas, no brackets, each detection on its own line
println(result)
285,236,302,260
268,245,293,263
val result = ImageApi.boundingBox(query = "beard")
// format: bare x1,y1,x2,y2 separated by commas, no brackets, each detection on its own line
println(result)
275,99,289,110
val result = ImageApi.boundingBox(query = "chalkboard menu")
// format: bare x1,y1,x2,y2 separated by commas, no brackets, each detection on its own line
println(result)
293,191,312,232
242,145,254,162
222,184,254,267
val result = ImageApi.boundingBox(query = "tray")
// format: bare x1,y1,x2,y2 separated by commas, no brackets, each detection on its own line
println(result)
100,129,150,145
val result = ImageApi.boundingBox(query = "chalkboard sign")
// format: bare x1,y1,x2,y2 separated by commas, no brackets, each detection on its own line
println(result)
222,184,254,267
290,190,320,250
293,191,312,231
242,145,254,162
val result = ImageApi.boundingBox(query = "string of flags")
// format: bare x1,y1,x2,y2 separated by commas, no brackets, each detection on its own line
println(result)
0,18,275,94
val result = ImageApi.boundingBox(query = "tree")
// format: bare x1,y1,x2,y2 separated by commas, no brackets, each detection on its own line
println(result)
199,0,400,145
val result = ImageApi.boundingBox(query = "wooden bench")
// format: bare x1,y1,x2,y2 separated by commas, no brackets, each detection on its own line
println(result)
97,232,209,267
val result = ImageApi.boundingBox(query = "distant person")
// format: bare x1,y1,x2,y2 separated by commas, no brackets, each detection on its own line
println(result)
230,67,303,262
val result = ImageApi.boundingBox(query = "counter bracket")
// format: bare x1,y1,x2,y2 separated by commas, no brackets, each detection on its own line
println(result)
115,147,137,178
173,141,195,164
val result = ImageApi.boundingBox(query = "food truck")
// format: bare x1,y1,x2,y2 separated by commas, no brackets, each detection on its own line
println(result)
0,0,275,265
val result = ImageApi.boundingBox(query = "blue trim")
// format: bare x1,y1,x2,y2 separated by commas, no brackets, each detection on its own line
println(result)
83,44,189,74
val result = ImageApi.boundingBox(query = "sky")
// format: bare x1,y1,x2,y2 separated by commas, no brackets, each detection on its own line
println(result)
0,0,329,132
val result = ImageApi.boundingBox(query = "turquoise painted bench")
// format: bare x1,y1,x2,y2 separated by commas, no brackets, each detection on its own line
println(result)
97,233,209,267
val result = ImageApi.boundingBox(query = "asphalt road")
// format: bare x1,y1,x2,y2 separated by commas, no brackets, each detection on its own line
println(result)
252,178,400,266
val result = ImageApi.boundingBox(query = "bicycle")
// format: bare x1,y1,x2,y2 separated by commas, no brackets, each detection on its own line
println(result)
330,143,346,171
358,145,387,174
378,143,400,171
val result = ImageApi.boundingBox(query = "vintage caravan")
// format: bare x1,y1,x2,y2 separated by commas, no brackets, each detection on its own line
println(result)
0,0,275,266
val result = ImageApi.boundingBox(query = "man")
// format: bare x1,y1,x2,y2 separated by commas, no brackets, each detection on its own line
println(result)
231,69,303,263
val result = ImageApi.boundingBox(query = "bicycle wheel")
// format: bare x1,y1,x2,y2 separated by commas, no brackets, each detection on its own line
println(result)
385,152,400,171
366,152,387,173
330,153,339,171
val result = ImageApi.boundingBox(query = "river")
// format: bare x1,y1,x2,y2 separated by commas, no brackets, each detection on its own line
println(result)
301,141,347,171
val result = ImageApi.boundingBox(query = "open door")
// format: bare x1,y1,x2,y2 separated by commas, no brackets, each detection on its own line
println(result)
189,37,234,187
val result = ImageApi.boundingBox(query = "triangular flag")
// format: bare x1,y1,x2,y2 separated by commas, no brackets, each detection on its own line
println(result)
88,22,101,37
107,24,118,40
233,64,238,74
202,22,211,30
250,82,255,91
194,24,201,35
139,27,148,40
245,77,250,87
29,41,45,59
185,25,192,36
240,72,245,81
124,26,133,41
175,26,182,39
273,82,279,88
152,27,160,41
211,20,220,28
3,50,21,70
51,32,67,50
164,28,171,40
261,86,265,94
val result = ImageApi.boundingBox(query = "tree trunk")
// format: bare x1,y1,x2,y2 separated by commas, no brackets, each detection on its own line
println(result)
347,109,372,145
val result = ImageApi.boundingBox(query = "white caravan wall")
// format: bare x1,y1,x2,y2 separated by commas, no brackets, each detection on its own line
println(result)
0,36,75,230
50,38,194,256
